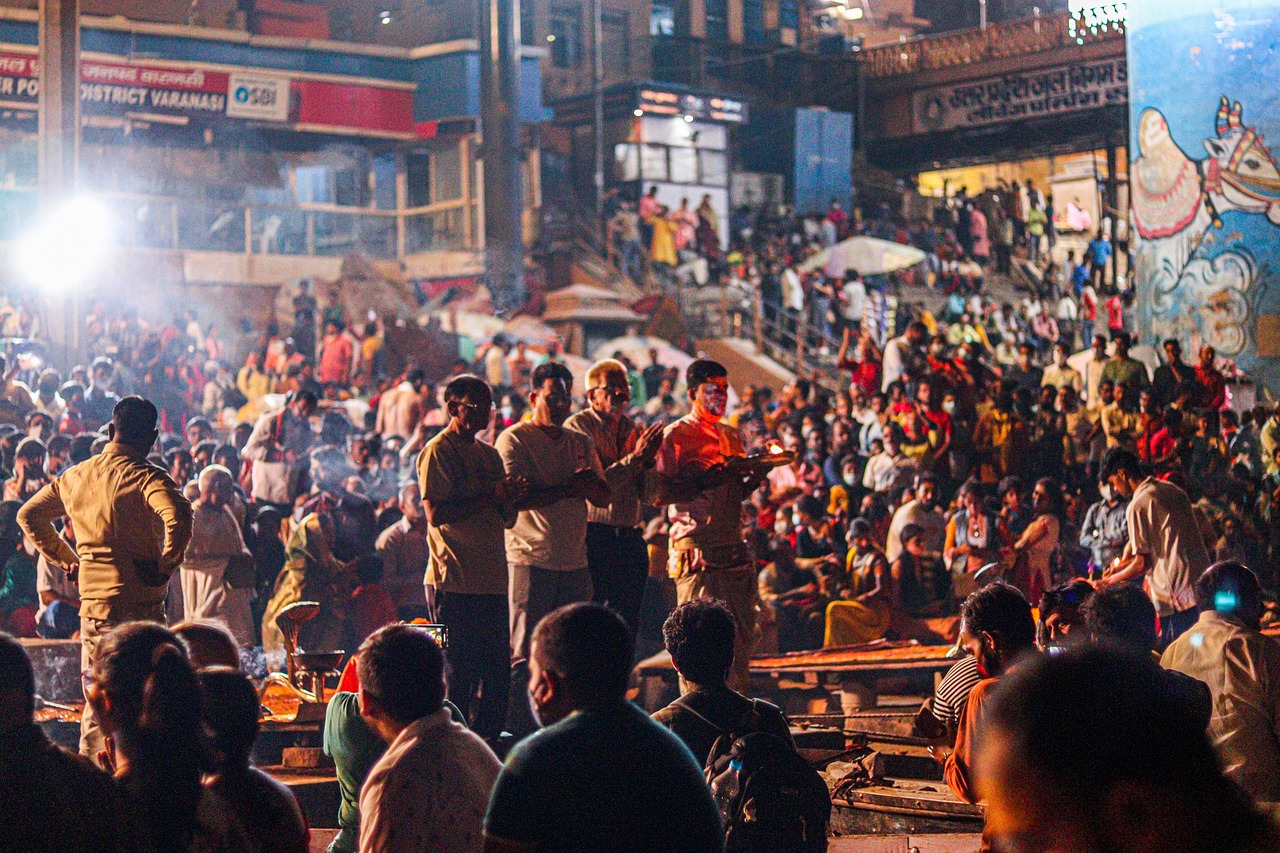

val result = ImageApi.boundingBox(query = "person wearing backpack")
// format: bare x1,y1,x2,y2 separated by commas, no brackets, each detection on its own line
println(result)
653,598,794,765
653,599,830,853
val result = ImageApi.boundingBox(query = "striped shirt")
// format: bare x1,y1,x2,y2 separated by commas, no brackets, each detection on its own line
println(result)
931,655,983,731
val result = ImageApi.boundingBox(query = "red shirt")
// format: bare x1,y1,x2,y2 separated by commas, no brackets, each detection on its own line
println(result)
345,583,397,649
1194,366,1226,410
1146,427,1178,465
319,334,353,385
1105,295,1124,331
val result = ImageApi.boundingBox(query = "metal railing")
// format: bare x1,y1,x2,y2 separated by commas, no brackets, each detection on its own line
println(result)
861,11,1125,80
0,187,477,259
666,271,847,391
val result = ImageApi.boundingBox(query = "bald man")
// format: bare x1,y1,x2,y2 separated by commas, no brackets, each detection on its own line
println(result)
565,359,663,635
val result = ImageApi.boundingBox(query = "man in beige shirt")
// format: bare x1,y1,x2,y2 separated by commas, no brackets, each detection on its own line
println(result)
18,395,192,760
1162,561,1280,805
418,375,527,739
654,360,771,691
565,359,663,636
496,362,608,736
1099,448,1208,644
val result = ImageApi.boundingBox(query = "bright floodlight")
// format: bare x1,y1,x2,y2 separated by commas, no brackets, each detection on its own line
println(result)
16,196,113,294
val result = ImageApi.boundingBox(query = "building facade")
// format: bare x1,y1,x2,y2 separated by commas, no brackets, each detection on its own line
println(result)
0,6,548,327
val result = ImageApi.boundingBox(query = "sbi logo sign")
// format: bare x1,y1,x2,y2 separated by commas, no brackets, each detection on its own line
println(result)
226,75,287,119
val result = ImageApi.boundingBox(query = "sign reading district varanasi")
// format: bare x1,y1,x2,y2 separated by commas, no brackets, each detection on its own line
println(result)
912,58,1127,134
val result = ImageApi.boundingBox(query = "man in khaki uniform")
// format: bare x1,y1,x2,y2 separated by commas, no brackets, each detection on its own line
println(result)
18,396,192,761
418,374,527,739
654,360,771,691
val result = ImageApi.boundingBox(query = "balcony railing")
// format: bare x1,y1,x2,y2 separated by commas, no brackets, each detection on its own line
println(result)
0,188,478,259
861,11,1125,80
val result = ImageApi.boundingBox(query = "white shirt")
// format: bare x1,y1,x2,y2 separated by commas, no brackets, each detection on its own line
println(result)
359,709,502,853
885,500,946,562
782,268,805,312
881,336,913,391
35,553,78,623
841,280,866,321
1127,477,1209,615
1056,296,1078,321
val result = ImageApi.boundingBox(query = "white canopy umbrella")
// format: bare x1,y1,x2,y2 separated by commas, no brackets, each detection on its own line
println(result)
591,335,694,373
797,235,927,278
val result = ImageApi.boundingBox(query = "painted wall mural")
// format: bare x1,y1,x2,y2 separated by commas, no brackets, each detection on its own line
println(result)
1128,1,1280,394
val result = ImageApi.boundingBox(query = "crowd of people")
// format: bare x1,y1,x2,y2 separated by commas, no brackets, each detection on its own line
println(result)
0,185,1277,851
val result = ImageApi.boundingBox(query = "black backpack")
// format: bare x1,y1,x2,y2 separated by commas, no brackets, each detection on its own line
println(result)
677,697,831,853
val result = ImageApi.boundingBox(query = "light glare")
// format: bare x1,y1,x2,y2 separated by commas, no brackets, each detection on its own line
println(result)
16,196,113,294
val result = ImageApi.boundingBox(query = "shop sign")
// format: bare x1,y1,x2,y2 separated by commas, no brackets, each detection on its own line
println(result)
0,51,413,136
226,73,290,121
638,88,748,124
912,58,1127,133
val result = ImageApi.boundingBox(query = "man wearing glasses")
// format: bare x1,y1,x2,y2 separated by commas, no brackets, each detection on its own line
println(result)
496,361,609,736
565,359,664,637
418,374,529,739
654,360,771,691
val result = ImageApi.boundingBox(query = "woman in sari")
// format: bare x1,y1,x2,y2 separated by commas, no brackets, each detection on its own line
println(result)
695,194,721,261
671,197,698,252
261,510,357,663
1005,478,1063,606
236,350,271,421
824,519,893,646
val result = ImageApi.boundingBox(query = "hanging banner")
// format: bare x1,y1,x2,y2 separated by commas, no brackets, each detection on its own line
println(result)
912,58,1128,134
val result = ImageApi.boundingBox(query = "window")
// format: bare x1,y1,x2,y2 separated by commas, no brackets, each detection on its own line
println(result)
669,147,697,183
650,1,675,36
743,0,764,43
700,150,728,186
779,0,798,29
641,144,668,181
430,144,463,203
373,154,397,210
549,5,583,68
602,11,631,75
614,143,640,182
521,0,537,46
406,152,431,208
704,0,728,42
292,149,369,207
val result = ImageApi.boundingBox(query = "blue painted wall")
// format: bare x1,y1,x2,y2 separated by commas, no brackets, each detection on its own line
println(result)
1128,0,1280,393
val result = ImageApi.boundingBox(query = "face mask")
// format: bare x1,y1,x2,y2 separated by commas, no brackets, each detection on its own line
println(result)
791,512,803,528
774,519,791,537
800,425,813,441
1099,483,1112,501
843,473,857,487
943,401,956,414
501,405,513,420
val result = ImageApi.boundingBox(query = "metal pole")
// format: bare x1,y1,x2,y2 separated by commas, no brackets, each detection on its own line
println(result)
479,0,526,315
592,0,604,220
1106,139,1119,287
979,0,987,30
37,0,81,361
